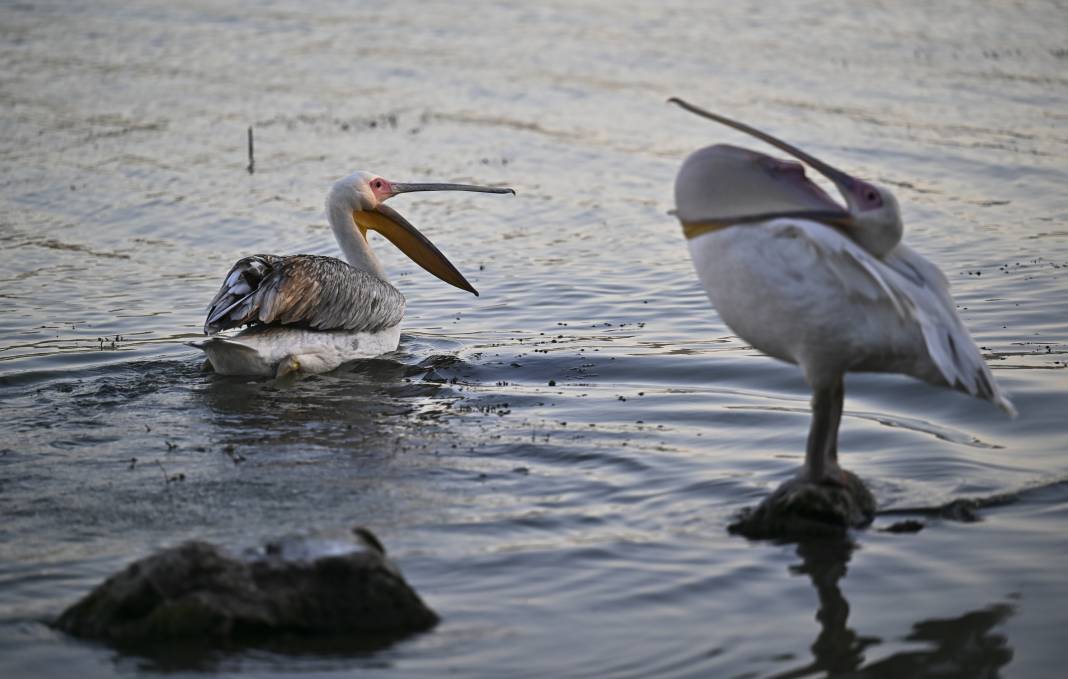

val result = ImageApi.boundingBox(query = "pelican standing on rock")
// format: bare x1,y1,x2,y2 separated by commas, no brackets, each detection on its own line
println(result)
669,98,1015,533
192,172,513,377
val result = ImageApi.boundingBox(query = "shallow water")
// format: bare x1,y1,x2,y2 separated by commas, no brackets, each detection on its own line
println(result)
2,0,1067,676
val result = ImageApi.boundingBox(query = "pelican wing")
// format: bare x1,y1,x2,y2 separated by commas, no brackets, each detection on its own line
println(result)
770,220,914,318
675,145,851,226
204,254,405,334
882,245,1014,415
775,221,1014,414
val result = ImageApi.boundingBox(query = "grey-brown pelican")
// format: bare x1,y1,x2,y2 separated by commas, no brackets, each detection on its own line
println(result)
192,171,513,377
670,97,1015,487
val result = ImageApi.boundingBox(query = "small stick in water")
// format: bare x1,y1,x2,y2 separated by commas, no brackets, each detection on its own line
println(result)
247,126,255,175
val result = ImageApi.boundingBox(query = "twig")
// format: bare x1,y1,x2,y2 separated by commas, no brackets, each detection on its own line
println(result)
247,126,255,174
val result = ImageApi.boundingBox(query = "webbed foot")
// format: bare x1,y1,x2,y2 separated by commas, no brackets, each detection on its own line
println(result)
275,355,302,380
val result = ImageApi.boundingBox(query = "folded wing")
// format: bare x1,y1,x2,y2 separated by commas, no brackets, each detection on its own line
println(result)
774,221,1014,415
204,255,406,335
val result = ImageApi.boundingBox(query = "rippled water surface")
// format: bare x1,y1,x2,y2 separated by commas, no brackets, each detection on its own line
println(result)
2,1,1068,677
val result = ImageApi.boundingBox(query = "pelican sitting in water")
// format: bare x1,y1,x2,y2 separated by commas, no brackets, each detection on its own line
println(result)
192,172,513,377
669,98,1015,496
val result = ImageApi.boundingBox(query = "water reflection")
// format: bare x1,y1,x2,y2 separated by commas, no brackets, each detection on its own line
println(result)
858,604,1014,678
773,539,879,677
108,633,402,675
773,538,1014,678
192,352,462,449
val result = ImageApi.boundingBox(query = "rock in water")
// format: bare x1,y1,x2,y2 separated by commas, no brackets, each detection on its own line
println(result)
54,527,438,645
729,471,876,539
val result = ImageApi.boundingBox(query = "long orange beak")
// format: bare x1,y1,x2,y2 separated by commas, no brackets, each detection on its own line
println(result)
354,204,480,295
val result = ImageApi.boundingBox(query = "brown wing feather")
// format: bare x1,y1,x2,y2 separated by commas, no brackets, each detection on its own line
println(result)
203,255,405,334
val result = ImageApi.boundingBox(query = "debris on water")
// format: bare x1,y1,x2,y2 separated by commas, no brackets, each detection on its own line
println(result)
156,460,184,484
223,445,246,464
96,335,126,351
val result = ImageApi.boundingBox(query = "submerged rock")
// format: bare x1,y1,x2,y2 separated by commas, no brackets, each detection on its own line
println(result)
729,471,876,539
880,519,925,534
54,527,438,645
878,492,1019,523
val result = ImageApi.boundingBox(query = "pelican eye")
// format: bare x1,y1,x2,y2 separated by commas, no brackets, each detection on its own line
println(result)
371,179,384,190
861,187,882,208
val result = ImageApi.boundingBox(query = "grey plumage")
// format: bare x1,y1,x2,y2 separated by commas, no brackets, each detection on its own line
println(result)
204,254,406,335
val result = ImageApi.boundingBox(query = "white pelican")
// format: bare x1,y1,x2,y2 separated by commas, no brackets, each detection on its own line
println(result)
192,172,513,377
669,98,1015,486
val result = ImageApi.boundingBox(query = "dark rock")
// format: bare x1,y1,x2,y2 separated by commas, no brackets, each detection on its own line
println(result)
729,471,876,539
54,527,438,645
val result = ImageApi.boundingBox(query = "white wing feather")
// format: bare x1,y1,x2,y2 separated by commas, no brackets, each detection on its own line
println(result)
775,221,1014,416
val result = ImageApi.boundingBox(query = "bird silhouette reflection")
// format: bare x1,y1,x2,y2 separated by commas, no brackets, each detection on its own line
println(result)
773,538,1014,678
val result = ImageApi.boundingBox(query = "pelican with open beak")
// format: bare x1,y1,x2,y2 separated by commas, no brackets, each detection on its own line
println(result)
669,98,1014,502
192,171,514,377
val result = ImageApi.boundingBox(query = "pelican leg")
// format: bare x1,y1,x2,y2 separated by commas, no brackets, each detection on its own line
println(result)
804,378,845,484
827,377,844,464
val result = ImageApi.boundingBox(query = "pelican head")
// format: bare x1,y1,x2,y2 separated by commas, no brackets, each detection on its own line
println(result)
328,171,514,295
669,98,902,257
